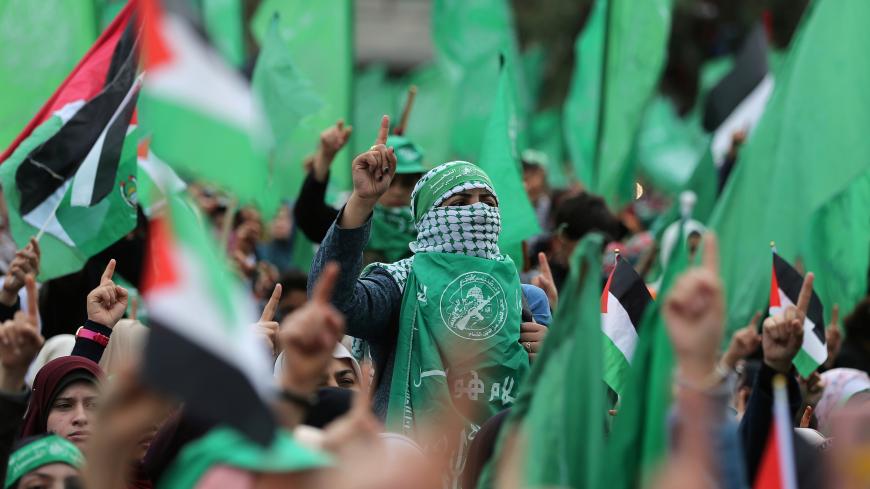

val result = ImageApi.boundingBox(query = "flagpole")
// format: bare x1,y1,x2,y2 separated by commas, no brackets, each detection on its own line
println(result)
393,85,418,136
220,197,238,251
33,194,67,243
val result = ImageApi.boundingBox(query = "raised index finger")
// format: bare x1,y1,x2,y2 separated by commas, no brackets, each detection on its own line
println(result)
700,232,719,275
537,252,553,281
830,303,839,326
311,262,340,304
260,283,282,322
101,259,117,285
374,115,390,146
24,275,38,324
796,272,815,315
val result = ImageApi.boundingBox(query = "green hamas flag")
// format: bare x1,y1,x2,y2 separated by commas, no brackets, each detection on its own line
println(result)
251,0,353,198
710,0,870,332
251,14,324,217
563,0,675,207
605,220,691,489
432,0,528,161
202,0,245,67
0,0,97,152
477,61,541,259
352,65,401,159
517,233,606,487
474,234,606,489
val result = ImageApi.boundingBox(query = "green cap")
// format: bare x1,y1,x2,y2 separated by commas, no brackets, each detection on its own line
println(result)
5,435,83,489
386,135,426,174
410,161,495,222
158,427,331,489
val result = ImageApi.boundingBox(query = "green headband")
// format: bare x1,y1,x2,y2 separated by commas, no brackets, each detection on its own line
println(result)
158,427,331,489
386,135,426,174
5,435,82,489
410,161,495,222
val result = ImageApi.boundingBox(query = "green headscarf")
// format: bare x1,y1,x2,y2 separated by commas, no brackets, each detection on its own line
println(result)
386,135,426,174
5,435,82,489
410,161,495,223
158,427,331,489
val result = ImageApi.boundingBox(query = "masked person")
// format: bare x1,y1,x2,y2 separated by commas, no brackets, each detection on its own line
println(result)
364,136,426,264
310,121,544,474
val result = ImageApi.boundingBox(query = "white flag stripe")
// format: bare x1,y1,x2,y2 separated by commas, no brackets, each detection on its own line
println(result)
22,181,75,246
770,291,828,365
601,291,639,362
145,246,273,399
711,74,774,167
70,75,143,207
145,16,262,132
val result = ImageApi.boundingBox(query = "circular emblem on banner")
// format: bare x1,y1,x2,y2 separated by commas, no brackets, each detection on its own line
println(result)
119,175,138,208
440,271,507,340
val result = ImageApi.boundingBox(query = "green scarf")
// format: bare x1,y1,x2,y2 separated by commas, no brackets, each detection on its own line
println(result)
365,161,529,483
158,427,330,489
5,435,82,489
367,205,416,262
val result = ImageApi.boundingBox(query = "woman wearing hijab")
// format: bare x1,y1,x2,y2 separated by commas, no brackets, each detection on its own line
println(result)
4,434,83,489
309,117,541,469
20,356,103,450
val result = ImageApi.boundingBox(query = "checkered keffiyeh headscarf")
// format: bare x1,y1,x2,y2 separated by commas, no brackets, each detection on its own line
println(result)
365,161,503,292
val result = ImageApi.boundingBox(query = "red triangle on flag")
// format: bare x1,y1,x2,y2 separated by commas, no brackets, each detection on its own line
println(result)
0,1,137,163
769,263,782,309
754,422,785,489
142,216,179,294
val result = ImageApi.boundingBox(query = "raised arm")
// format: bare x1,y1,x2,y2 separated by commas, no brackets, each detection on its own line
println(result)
308,116,401,342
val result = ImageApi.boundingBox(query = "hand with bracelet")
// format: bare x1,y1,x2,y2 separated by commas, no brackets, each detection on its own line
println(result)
663,233,726,391
0,237,40,308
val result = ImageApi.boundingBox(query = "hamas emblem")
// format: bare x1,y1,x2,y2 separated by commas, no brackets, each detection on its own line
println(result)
119,175,138,208
440,271,508,340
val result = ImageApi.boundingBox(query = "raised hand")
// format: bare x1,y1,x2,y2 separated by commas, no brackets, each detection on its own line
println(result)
313,120,353,181
279,263,345,393
0,276,43,391
86,259,129,328
351,115,396,202
531,252,558,311
721,311,762,370
824,303,841,369
762,272,813,373
255,283,282,356
0,237,40,306
663,233,724,380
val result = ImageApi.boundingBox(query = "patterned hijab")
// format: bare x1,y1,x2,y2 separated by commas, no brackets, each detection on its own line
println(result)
368,161,502,292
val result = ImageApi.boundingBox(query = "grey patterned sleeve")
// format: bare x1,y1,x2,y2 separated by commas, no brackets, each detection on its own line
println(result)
308,208,403,342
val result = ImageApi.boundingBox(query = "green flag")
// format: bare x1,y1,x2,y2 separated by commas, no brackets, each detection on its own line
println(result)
477,62,541,257
251,0,353,198
528,109,569,189
710,0,870,332
563,0,674,207
202,0,246,67
432,0,527,161
606,220,690,489
518,233,606,488
251,14,325,217
0,0,97,151
352,65,400,159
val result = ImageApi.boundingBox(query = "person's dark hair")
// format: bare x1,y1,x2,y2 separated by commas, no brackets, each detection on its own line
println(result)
392,172,424,190
278,271,308,294
736,359,762,392
553,192,622,242
843,296,870,342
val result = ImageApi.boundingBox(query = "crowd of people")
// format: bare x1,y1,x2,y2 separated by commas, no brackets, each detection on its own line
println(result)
0,105,868,489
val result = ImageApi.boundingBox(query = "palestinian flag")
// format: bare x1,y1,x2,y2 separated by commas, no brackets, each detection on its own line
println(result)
770,252,826,377
601,254,653,396
137,0,268,205
704,24,774,167
0,1,141,280
753,376,798,489
136,138,186,217
141,196,276,445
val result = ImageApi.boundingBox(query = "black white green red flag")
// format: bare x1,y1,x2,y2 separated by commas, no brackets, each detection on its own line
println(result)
601,254,653,396
141,195,276,445
0,1,141,280
769,251,826,377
